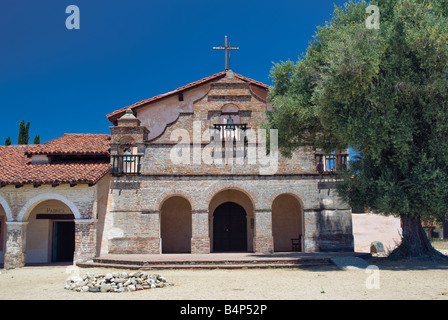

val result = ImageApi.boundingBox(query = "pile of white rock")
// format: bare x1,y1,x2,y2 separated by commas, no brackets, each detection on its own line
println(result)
65,271,174,293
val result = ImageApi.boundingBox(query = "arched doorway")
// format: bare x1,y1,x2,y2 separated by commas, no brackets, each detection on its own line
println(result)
272,194,303,252
209,188,254,252
160,196,192,253
213,202,247,252
26,199,76,263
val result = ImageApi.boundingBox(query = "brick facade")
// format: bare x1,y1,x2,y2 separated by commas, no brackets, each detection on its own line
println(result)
0,70,354,269
104,70,354,255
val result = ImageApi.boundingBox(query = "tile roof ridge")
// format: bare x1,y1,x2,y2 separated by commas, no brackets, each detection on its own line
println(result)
0,144,34,148
233,73,271,89
106,70,228,122
106,70,271,123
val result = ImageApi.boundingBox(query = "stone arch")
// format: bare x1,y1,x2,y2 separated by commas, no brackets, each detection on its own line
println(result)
117,135,135,155
271,193,304,252
17,193,81,222
220,103,240,112
156,190,196,212
220,104,241,134
203,183,257,211
208,187,255,252
160,195,192,253
208,188,255,217
0,195,13,221
18,194,79,264
268,191,305,211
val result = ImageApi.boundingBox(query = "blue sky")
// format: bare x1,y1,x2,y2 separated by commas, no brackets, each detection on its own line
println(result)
0,0,348,144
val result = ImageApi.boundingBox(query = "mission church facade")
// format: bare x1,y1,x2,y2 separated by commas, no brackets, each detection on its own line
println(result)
0,68,354,269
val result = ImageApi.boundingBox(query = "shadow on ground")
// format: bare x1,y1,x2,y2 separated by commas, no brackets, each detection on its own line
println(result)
364,256,448,271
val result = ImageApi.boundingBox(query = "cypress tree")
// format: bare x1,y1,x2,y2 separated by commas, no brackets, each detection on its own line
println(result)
18,120,30,145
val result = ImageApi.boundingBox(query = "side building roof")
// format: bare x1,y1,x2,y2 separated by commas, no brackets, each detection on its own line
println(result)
0,134,111,187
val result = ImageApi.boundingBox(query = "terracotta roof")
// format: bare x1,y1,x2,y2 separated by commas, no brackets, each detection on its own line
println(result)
106,70,270,123
25,134,111,156
0,135,111,186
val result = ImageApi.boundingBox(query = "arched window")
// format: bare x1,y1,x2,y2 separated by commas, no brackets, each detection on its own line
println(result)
218,104,244,141
112,136,142,175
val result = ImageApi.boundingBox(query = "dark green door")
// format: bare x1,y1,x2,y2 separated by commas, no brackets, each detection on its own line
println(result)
52,221,75,262
213,202,247,252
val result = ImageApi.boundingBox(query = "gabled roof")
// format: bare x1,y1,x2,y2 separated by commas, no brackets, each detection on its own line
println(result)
106,70,270,123
25,134,111,156
0,134,111,186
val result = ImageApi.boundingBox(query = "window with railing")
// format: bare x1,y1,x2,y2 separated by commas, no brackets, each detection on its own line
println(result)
111,154,142,176
213,123,248,142
316,153,348,173
211,118,250,161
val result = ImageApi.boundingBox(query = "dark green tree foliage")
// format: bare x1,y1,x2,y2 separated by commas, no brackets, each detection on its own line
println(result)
33,135,40,144
5,137,11,146
268,0,448,258
18,120,30,145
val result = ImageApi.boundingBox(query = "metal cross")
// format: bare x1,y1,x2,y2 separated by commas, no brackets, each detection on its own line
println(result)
213,35,239,70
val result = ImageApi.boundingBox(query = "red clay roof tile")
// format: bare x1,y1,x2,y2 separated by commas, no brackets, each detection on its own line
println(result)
0,134,111,186
25,134,111,156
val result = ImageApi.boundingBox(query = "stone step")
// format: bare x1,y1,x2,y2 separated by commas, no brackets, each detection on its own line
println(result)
78,262,330,270
78,257,333,270
92,258,327,266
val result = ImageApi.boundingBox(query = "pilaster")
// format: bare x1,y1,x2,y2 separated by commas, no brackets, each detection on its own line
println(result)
191,210,210,254
4,222,28,269
74,219,97,263
253,209,273,254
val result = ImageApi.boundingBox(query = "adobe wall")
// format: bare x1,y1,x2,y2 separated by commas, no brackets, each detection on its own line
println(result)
137,85,210,141
352,213,402,253
0,184,97,221
0,175,110,268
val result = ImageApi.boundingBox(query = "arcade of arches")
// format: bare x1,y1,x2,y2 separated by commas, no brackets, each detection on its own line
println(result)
0,189,306,267
158,189,303,254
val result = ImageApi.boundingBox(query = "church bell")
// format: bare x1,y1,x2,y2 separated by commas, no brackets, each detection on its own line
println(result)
225,116,235,130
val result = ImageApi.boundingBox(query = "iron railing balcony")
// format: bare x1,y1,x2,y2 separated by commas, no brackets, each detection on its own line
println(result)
212,123,248,142
111,154,142,176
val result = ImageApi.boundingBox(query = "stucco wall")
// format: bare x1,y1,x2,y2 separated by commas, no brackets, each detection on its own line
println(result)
352,213,402,253
0,175,110,267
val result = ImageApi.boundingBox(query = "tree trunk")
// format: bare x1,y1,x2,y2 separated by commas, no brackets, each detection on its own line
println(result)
390,215,447,260
443,218,448,240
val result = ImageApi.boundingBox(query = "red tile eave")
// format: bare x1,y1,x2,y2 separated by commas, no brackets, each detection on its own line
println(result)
0,162,111,187
233,73,270,89
106,71,227,122
106,71,271,123
0,140,112,187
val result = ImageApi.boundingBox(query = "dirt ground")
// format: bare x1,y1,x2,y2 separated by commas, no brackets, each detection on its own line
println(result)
1,257,448,300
